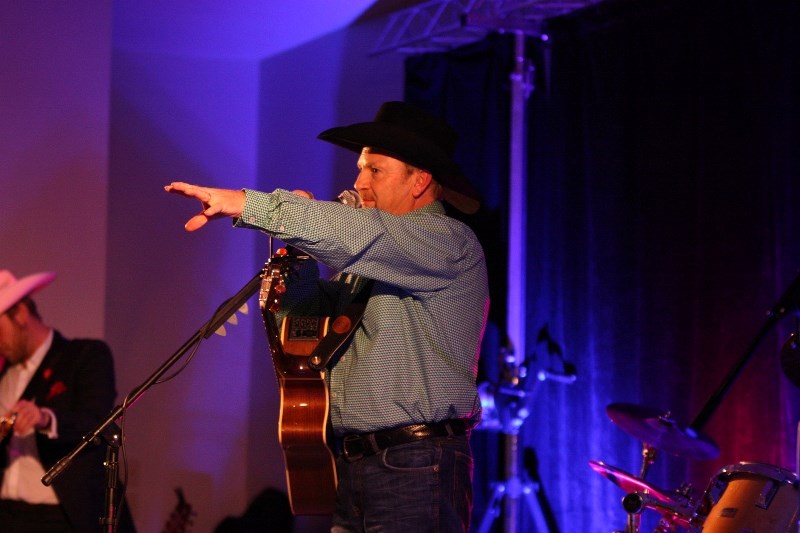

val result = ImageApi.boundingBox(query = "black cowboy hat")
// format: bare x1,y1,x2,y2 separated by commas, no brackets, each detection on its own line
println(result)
317,101,481,214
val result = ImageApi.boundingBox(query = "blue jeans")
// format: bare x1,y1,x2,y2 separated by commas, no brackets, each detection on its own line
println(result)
331,434,473,533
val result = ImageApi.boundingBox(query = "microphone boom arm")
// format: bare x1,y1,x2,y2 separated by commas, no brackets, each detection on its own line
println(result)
690,271,800,431
42,268,264,486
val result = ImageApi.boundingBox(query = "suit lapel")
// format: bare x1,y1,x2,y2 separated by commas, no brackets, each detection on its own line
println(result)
21,331,66,403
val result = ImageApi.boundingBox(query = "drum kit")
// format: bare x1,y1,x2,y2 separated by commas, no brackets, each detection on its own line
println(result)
478,271,800,533
591,402,799,532
592,273,800,532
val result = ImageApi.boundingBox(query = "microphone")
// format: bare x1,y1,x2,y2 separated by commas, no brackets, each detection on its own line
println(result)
336,190,362,208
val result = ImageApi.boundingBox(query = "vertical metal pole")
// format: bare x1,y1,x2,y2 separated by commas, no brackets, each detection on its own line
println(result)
507,31,529,369
502,432,521,533
503,31,531,533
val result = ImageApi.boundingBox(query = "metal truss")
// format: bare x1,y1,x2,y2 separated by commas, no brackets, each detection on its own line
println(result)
371,0,607,55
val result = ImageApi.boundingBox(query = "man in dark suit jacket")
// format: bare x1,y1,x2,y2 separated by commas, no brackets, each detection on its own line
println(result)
0,270,135,532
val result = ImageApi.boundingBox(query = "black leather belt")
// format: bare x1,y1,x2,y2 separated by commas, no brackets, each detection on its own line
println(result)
340,419,471,461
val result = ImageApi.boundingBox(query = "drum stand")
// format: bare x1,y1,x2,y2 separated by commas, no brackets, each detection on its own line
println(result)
607,443,657,533
628,444,657,533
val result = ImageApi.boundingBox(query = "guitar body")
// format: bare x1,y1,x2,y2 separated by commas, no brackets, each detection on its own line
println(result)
260,254,338,516
277,368,337,515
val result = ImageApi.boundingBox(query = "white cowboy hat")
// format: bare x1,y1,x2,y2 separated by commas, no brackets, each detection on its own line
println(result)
0,270,56,315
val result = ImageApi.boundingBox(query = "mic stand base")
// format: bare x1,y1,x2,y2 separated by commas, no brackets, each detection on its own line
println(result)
476,433,550,533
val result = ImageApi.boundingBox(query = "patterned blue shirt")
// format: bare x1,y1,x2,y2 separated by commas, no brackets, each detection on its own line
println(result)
236,188,489,435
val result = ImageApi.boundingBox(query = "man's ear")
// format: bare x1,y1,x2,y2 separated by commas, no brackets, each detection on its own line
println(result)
412,169,434,198
7,302,29,327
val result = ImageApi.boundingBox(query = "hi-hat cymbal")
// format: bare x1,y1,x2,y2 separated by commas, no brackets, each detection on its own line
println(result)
588,459,674,502
589,459,695,528
606,402,720,460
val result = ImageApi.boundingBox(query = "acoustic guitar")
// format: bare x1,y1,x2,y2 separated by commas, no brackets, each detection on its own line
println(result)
259,248,337,516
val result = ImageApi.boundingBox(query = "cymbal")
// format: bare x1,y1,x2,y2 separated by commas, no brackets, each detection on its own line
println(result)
589,459,695,528
606,402,720,460
588,460,674,502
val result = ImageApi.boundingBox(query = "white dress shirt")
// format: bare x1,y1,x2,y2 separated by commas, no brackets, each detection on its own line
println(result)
0,329,59,503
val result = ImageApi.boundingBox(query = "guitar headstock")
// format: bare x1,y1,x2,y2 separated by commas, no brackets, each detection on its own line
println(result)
259,247,308,314
259,248,289,314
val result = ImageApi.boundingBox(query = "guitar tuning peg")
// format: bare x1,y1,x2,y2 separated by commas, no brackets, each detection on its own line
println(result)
239,302,249,315
227,314,239,325
215,325,227,337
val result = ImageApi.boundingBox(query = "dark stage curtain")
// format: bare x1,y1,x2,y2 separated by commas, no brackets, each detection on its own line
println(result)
406,0,800,531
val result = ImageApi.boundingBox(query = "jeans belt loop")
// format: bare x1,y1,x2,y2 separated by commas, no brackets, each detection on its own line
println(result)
366,432,380,455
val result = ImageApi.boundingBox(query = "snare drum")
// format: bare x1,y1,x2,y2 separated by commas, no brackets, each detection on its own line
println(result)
698,462,798,532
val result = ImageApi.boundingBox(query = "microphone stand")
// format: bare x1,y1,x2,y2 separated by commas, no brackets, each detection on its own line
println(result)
477,347,550,533
690,271,800,431
101,432,122,532
41,268,265,531
477,332,574,533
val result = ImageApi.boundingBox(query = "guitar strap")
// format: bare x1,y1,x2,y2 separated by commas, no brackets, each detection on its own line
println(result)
308,275,374,371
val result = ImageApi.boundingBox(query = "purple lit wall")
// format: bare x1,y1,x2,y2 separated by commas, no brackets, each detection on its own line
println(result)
1,1,112,338
107,51,264,531
3,1,405,531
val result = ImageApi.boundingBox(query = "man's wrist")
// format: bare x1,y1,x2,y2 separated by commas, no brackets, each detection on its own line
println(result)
36,408,52,430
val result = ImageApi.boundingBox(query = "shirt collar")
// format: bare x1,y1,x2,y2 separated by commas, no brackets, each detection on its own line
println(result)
413,200,446,215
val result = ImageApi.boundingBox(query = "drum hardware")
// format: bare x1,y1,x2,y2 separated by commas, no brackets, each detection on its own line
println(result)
589,459,698,533
592,403,721,533
622,491,697,533
589,460,679,505
639,443,657,480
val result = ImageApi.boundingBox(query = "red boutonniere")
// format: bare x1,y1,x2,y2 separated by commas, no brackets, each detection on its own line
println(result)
46,381,67,401
42,368,53,381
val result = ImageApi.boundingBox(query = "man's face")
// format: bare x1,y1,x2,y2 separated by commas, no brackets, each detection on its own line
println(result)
0,307,28,365
354,148,420,215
